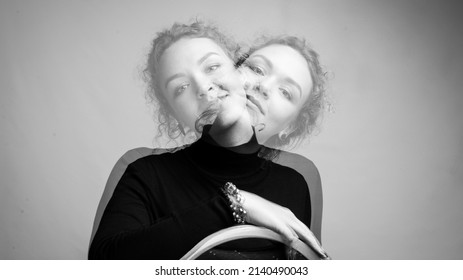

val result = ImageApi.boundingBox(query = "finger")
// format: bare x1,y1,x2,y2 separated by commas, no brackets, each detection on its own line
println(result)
291,221,328,258
279,212,324,254
272,224,299,245
321,253,332,260
290,220,318,245
298,232,328,259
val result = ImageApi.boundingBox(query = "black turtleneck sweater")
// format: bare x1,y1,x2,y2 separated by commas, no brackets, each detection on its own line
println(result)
89,131,311,259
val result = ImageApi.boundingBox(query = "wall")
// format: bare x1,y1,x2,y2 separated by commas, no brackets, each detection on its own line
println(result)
1,0,462,259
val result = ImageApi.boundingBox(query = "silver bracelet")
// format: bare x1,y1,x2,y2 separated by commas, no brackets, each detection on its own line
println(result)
222,182,247,224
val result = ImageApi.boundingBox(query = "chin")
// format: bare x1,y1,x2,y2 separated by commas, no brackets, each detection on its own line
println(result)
214,113,239,129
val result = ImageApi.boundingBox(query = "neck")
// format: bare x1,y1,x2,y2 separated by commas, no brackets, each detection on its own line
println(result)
207,115,259,154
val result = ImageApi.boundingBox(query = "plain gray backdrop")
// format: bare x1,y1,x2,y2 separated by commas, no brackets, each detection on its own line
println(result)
1,0,462,259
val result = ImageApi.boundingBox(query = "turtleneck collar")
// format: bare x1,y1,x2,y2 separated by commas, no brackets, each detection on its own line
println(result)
202,125,261,154
184,125,268,180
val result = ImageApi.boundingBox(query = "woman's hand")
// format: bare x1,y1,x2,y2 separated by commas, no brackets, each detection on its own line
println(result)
241,190,330,259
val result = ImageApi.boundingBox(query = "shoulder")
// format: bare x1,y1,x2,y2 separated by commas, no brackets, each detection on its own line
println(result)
120,147,153,164
265,153,310,190
125,144,191,171
120,144,189,166
121,144,189,160
272,150,322,196
151,144,190,155
274,150,320,179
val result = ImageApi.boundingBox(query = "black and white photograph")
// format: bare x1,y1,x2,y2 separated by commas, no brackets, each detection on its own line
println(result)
1,0,462,269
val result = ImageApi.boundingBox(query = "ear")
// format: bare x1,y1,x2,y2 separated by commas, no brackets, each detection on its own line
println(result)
278,125,296,140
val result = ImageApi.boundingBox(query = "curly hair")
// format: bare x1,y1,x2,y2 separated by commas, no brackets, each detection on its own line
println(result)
142,20,239,142
245,35,328,148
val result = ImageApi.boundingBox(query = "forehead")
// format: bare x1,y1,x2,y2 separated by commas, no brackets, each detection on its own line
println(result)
159,37,230,69
250,44,313,99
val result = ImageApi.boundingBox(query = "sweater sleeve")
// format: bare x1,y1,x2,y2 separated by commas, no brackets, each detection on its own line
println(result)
274,151,322,241
89,160,234,260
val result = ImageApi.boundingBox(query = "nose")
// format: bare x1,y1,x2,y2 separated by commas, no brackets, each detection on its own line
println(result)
197,83,219,102
252,79,269,99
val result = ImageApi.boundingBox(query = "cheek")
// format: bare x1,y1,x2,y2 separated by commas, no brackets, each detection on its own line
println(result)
267,100,298,129
168,97,201,128
215,67,243,89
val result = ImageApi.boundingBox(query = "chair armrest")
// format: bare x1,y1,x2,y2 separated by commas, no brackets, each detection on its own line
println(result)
181,225,321,260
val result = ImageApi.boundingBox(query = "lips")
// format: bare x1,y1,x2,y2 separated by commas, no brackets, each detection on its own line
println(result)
246,94,266,115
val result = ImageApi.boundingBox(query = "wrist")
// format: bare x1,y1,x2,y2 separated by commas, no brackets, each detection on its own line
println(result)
222,182,247,224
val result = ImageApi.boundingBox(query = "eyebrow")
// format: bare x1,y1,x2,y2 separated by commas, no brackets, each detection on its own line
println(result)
250,54,273,68
198,52,220,65
164,52,220,89
250,54,302,99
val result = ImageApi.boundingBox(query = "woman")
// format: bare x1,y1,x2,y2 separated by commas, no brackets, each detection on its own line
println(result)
240,35,327,241
240,35,326,149
89,21,328,259
140,22,327,240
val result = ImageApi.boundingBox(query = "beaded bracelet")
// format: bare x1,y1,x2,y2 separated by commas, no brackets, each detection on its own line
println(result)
222,182,247,224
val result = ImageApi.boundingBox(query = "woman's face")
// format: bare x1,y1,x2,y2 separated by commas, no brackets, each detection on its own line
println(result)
242,44,313,144
157,38,247,132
